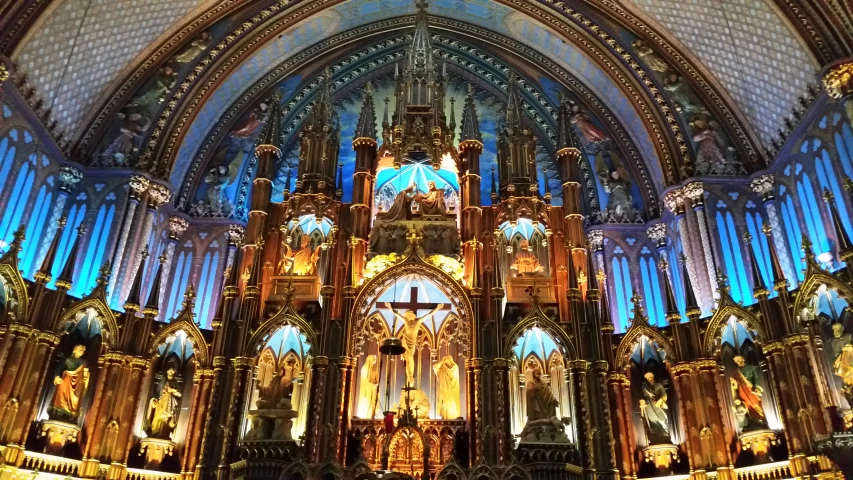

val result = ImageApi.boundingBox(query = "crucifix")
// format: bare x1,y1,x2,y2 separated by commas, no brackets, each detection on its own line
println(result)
384,287,451,387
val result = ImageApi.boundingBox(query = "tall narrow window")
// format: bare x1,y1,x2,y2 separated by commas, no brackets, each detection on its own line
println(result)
0,129,18,195
165,245,194,322
49,195,86,288
75,192,117,297
814,147,853,240
833,115,853,178
194,245,221,328
22,178,54,278
610,246,634,333
640,249,664,326
716,204,751,304
667,223,686,317
745,207,774,297
0,159,35,244
781,194,805,282
797,172,830,255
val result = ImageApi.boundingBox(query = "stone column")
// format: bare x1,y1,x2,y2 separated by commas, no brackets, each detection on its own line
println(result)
157,216,188,318
750,175,797,283
607,373,637,479
683,182,718,304
180,368,213,480
120,182,171,304
664,189,708,313
33,165,82,270
109,175,149,305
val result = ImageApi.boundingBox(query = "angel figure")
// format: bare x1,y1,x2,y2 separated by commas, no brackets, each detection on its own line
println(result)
690,118,727,175
174,32,212,64
632,39,670,74
202,164,234,217
596,151,636,223
569,104,609,143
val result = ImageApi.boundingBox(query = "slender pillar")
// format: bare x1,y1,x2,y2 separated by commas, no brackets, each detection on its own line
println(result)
157,216,188,317
109,175,149,305
664,189,707,313
750,175,797,283
120,183,171,304
683,182,718,304
33,165,82,270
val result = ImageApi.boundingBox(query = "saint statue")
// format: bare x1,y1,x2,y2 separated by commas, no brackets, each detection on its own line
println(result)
397,388,431,419
690,119,728,175
280,235,319,275
383,184,416,222
525,361,559,422
385,302,444,386
433,355,460,419
639,372,671,444
357,355,380,418
49,344,90,421
146,368,183,439
632,39,670,73
729,356,768,431
257,357,298,410
510,239,545,277
415,181,446,216
174,32,212,63
827,324,853,398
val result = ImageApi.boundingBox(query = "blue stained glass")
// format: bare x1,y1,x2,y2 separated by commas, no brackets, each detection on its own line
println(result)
725,212,751,304
195,253,212,325
798,175,830,255
76,205,113,297
196,252,220,328
621,257,634,321
166,252,193,322
745,212,776,297
717,210,743,304
22,186,52,278
837,123,853,178
611,256,628,333
782,196,805,281
640,256,663,326
49,204,85,288
816,150,853,241
0,162,32,243
0,137,14,191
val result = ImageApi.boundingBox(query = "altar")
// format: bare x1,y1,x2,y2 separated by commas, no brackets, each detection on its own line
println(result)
369,218,460,256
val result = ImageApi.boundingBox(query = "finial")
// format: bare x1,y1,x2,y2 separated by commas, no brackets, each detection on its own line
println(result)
140,244,150,261
823,187,834,202
181,283,197,310
715,269,730,295
761,223,772,236
97,261,111,285
743,231,752,243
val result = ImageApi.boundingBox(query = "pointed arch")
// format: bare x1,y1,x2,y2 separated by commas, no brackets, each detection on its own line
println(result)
147,317,210,367
702,296,765,357
313,462,344,480
0,261,29,321
501,464,532,480
793,264,853,320
469,461,499,480
350,251,474,358
247,305,317,357
56,296,118,350
435,458,466,480
279,460,310,480
614,323,675,371
503,308,576,361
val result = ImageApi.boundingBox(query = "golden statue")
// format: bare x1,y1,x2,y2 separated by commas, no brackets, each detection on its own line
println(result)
397,388,431,419
279,235,319,275
415,181,446,216
433,355,460,419
357,354,380,418
385,302,444,386
49,344,90,421
146,368,183,439
510,239,544,277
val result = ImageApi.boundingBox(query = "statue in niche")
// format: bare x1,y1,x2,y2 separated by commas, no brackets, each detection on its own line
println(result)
49,344,90,422
639,372,671,444
826,323,853,399
280,235,319,275
145,368,183,439
385,302,444,386
510,239,545,277
433,355,460,419
415,181,447,216
174,32,212,64
526,360,559,422
729,355,768,431
257,356,298,410
570,104,609,143
357,354,380,418
632,39,670,73
189,164,235,217
383,184,416,222
596,151,639,223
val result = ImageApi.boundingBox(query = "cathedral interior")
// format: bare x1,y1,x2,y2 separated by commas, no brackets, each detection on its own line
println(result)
1,1,853,480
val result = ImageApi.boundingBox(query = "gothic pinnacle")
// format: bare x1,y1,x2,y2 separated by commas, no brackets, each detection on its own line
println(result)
354,82,377,143
459,84,482,143
35,216,67,283
56,223,86,290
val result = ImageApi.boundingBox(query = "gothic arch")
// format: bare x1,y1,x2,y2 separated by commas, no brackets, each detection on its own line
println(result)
703,295,766,357
55,295,118,350
349,252,473,358
614,322,675,371
313,462,344,480
500,464,532,480
435,459,466,480
503,309,577,362
0,257,29,321
279,460,310,480
793,263,853,319
469,461,499,480
147,316,210,367
247,305,317,357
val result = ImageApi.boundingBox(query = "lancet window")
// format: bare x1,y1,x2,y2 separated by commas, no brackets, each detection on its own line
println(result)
165,242,194,321
714,200,751,304
21,171,54,278
74,190,118,297
49,192,86,289
610,246,634,332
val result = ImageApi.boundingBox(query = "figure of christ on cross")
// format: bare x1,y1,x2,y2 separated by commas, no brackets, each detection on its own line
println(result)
384,286,450,387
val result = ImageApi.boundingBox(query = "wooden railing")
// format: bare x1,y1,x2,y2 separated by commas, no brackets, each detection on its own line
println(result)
124,467,182,480
20,450,82,476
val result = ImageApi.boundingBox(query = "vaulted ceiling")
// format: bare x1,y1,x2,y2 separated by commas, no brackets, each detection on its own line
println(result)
1,0,849,203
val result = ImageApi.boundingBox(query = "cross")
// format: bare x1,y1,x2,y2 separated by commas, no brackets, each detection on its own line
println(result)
387,286,451,314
